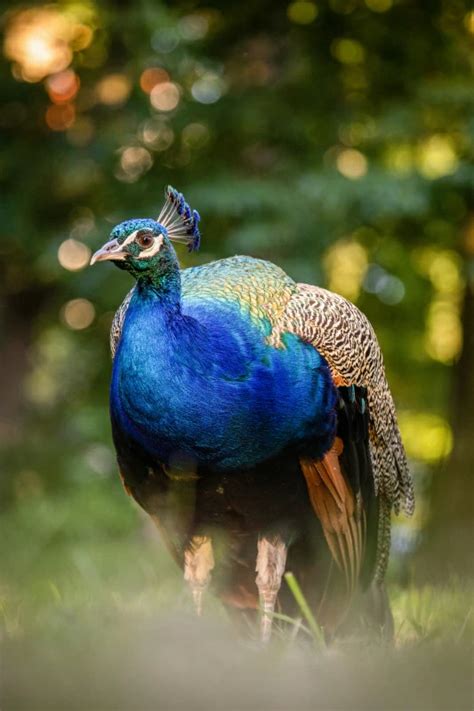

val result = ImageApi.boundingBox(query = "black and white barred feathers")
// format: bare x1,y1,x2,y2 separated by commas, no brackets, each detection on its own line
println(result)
273,284,414,581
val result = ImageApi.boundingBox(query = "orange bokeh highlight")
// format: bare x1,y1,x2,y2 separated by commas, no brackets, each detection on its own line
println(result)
3,7,94,82
96,74,131,106
139,67,170,94
45,103,76,131
45,70,80,104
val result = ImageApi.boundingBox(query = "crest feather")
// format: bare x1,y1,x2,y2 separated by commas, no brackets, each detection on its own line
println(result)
157,186,201,252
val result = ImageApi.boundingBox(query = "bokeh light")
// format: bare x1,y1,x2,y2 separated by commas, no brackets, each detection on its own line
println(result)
151,28,180,54
3,6,94,82
287,1,319,24
364,0,392,12
417,135,458,179
61,298,95,330
117,146,153,182
413,247,464,364
139,67,169,94
363,264,406,305
384,144,414,174
140,119,175,151
425,300,463,364
324,240,368,301
336,148,368,179
399,412,453,464
331,38,365,64
96,74,132,106
45,103,76,131
191,74,225,104
57,238,91,271
465,11,474,33
45,70,80,104
178,14,209,40
150,82,180,111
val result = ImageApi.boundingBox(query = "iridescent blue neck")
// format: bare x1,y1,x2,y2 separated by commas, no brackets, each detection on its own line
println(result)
135,258,182,314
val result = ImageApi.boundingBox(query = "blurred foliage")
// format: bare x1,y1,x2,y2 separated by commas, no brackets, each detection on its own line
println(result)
0,0,473,605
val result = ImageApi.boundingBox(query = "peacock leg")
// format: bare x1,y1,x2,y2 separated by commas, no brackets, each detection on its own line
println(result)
184,535,215,616
255,535,288,643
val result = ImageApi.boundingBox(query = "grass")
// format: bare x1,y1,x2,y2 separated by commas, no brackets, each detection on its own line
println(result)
1,481,473,710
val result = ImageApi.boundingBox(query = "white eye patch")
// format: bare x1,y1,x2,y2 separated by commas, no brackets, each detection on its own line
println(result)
136,234,164,259
120,230,164,259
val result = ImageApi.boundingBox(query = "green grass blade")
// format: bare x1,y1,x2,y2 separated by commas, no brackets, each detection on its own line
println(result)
269,610,313,638
284,571,325,646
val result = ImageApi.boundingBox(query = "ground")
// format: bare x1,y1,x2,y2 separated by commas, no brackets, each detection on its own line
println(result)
1,479,472,711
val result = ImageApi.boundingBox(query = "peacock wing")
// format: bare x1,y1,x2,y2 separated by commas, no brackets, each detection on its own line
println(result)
180,256,297,333
275,283,414,582
300,385,377,595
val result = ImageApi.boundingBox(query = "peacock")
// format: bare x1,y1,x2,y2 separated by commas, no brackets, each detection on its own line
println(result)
91,186,414,642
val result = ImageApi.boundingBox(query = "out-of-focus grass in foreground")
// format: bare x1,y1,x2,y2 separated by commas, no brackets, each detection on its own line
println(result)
1,483,472,710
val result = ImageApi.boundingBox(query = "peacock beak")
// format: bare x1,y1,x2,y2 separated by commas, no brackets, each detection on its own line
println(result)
90,238,127,265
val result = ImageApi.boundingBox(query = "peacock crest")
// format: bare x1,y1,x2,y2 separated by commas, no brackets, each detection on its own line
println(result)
157,186,201,252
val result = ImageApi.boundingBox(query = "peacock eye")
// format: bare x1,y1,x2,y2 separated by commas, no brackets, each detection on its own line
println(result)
135,230,154,249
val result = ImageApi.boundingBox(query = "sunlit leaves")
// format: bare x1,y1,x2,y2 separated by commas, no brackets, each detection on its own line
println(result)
399,412,453,464
287,1,319,25
323,240,368,302
4,4,96,82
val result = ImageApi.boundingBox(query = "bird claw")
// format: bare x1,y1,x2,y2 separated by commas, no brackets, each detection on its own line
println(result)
184,536,215,616
255,536,288,643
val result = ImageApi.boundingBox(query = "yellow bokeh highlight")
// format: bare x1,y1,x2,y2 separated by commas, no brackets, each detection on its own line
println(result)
428,251,464,296
331,38,365,64
324,239,368,301
417,135,458,179
96,74,131,106
336,148,368,179
413,248,464,364
398,411,453,464
3,6,94,82
384,144,414,174
58,238,91,271
365,0,392,11
287,1,319,24
425,300,462,364
61,298,95,330
464,11,474,33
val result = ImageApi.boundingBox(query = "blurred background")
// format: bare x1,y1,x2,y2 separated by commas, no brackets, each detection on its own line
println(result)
1,1,473,708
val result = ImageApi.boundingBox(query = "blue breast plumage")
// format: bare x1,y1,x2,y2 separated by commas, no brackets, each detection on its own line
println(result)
110,257,337,472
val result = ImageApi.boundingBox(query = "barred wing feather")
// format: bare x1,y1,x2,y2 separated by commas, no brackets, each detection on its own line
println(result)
275,284,414,581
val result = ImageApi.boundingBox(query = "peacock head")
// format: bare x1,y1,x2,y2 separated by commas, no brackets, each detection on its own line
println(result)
90,186,200,280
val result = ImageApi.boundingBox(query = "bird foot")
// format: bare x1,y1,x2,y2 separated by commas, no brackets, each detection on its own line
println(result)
255,536,288,643
184,536,215,616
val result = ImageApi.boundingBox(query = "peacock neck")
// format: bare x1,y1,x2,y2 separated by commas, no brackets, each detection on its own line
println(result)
134,263,182,316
